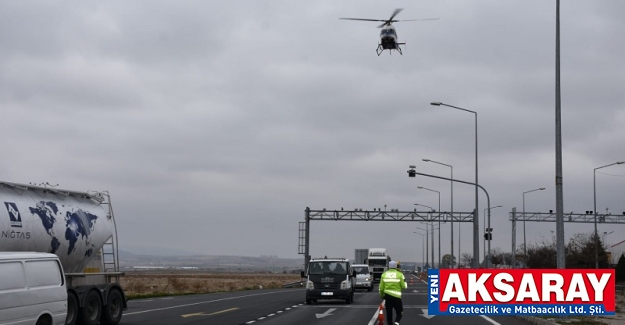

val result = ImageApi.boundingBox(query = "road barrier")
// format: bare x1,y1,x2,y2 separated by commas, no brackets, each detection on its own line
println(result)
282,280,305,288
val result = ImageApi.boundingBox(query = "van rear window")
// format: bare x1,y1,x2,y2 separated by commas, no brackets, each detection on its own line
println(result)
0,261,26,290
25,260,63,287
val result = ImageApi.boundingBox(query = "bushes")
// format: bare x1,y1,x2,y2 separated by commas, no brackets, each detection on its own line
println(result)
524,232,610,269
121,273,300,299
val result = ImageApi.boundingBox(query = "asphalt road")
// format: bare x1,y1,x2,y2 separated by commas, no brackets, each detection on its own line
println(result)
121,273,538,325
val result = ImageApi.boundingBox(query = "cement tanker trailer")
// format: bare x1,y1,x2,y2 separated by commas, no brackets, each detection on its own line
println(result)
0,181,126,325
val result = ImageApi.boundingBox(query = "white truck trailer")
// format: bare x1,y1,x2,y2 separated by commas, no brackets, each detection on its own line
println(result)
367,248,390,282
0,181,125,325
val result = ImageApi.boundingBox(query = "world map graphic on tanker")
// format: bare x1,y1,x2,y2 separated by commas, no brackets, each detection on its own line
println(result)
29,201,61,254
65,209,98,255
29,201,98,256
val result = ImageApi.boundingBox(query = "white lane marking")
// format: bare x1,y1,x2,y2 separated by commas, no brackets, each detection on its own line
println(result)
241,302,303,324
124,291,283,316
315,308,336,319
367,301,385,325
480,315,503,325
421,308,435,319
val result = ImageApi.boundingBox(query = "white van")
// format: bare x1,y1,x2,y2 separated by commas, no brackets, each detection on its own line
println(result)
0,252,67,325
352,264,373,291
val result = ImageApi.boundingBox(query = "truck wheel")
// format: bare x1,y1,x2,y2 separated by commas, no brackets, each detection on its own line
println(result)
65,292,78,325
79,290,102,325
101,288,123,325
306,299,311,305
36,316,51,325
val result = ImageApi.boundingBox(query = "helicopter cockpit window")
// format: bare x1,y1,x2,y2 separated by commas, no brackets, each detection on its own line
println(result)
380,29,396,37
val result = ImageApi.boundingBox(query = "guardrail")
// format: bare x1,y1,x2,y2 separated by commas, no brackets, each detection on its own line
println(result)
282,280,305,288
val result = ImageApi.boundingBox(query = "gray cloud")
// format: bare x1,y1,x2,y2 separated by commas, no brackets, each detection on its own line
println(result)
1,0,624,262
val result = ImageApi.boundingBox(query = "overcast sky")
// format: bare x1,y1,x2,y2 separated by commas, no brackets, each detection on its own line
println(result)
2,0,624,264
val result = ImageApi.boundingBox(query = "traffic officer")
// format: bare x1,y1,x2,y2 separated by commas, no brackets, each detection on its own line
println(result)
379,260,407,325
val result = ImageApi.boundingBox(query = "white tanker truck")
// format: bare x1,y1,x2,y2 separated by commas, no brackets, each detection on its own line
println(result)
0,181,126,325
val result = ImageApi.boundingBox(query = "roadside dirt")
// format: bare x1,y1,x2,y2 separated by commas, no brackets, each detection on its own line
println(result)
590,292,625,325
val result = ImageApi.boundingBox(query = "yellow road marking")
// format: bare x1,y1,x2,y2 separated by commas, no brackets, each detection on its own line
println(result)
182,307,239,318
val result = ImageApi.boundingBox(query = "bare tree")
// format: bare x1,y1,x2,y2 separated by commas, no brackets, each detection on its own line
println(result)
460,253,472,268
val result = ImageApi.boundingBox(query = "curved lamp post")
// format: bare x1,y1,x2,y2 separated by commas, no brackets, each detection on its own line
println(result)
409,167,489,268
423,159,454,267
418,186,441,268
594,161,624,268
523,187,545,259
430,102,479,267
416,203,437,268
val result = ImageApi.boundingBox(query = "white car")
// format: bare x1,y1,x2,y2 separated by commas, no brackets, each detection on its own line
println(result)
352,264,373,291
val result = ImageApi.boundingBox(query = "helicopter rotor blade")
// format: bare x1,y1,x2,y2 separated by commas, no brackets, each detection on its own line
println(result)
397,18,440,22
388,8,403,21
376,8,403,28
339,18,387,22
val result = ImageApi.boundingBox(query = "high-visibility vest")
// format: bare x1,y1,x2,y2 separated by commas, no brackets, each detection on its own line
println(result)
379,268,407,298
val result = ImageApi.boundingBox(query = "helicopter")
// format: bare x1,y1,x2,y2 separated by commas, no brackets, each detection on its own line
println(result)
340,9,438,56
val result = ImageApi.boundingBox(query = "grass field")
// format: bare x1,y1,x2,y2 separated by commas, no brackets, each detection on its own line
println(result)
120,271,302,299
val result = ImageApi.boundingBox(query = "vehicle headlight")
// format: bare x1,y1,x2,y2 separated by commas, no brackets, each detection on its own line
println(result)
306,281,314,290
340,280,351,290
365,277,370,281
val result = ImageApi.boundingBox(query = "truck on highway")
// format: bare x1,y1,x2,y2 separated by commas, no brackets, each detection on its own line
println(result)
354,248,368,264
301,257,356,305
0,181,126,325
367,248,390,282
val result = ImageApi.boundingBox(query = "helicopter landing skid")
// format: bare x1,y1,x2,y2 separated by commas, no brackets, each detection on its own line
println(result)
376,43,403,56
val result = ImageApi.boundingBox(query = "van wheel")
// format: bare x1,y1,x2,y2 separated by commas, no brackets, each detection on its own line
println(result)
101,288,123,325
66,292,78,325
36,316,51,325
306,299,311,305
79,290,102,325
367,286,373,292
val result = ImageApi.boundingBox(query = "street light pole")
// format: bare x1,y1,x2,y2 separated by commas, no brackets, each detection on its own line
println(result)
483,205,502,264
416,203,437,268
408,168,490,269
522,188,545,261
431,102,479,268
423,159,454,267
593,161,624,268
414,232,426,271
418,186,441,267
603,231,614,249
